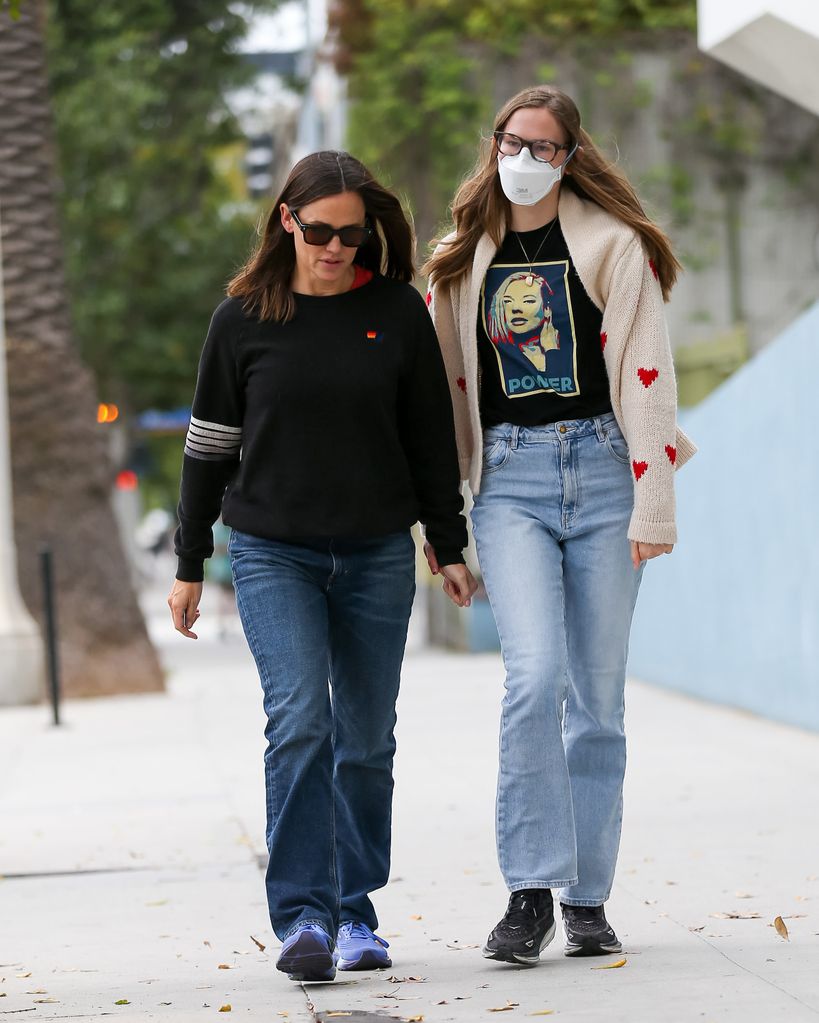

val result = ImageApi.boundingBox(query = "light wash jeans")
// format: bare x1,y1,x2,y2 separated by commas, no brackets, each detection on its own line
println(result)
471,413,643,906
228,529,416,939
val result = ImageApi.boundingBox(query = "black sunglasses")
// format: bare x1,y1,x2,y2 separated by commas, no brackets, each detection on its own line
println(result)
288,208,373,248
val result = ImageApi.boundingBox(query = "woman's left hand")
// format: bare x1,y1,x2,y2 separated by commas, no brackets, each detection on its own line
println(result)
630,541,673,569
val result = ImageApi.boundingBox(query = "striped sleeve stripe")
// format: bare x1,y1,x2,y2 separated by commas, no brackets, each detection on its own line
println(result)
185,436,240,454
184,416,242,460
184,441,240,460
187,425,241,447
184,446,239,462
189,415,242,436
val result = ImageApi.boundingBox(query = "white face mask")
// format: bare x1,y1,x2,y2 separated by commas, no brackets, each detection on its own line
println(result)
497,147,568,206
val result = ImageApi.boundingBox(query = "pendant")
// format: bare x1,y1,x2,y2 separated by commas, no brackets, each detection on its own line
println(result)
525,273,534,286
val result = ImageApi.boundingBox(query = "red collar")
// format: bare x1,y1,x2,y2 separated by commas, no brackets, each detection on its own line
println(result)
351,265,374,290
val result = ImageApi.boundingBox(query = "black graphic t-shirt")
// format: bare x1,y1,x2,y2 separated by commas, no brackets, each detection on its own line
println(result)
477,219,612,427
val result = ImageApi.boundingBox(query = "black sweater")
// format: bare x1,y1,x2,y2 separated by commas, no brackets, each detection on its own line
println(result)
174,276,468,581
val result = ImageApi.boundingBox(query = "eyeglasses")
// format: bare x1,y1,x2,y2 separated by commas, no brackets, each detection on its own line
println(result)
288,208,373,247
493,131,575,164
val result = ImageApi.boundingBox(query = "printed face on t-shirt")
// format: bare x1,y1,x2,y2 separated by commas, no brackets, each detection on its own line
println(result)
482,263,579,398
501,279,545,335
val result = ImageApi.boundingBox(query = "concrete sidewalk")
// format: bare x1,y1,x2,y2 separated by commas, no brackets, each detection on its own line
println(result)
1,582,818,1022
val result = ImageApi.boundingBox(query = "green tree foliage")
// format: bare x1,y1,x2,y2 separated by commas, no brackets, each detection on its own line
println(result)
330,0,485,245
330,0,696,242
46,0,276,411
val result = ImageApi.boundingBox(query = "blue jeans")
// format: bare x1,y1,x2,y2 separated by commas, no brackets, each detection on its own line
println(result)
228,529,416,939
471,413,643,906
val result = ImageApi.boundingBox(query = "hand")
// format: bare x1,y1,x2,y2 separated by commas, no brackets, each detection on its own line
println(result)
168,579,203,638
630,541,673,570
439,563,479,608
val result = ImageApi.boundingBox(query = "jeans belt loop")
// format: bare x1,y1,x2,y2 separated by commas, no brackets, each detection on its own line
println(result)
511,425,520,450
594,415,607,444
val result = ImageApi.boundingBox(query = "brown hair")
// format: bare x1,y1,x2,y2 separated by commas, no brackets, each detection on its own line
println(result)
422,86,681,301
229,150,415,321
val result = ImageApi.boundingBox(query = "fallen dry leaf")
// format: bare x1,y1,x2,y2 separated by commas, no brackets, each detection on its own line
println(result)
437,1000,448,1005
735,892,754,899
404,1016,424,1022
204,940,211,948
410,914,423,920
774,916,789,941
217,964,232,970
34,999,59,1004
386,976,426,983
250,936,266,952
529,1013,555,1017
25,990,47,995
145,900,168,907
709,911,761,920
446,942,480,950
219,1007,232,1014
326,1015,352,1019
114,999,130,1005
592,957,627,969
689,926,705,932
488,1002,519,1012
16,972,32,978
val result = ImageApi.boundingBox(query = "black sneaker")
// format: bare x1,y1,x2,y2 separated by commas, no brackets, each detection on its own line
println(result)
561,904,622,957
482,888,555,965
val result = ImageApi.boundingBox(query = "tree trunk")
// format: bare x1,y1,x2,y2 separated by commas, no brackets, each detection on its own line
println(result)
0,2,163,697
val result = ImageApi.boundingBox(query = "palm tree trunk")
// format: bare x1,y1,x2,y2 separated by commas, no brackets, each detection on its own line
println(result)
0,1,163,696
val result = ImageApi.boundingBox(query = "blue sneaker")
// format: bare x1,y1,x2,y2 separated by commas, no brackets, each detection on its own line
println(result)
276,923,336,981
336,922,392,971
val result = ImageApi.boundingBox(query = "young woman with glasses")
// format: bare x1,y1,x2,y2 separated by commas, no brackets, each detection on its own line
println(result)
423,86,696,964
168,150,477,983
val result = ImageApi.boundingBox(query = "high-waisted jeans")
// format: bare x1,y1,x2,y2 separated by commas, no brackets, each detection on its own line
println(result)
228,529,416,938
471,413,643,906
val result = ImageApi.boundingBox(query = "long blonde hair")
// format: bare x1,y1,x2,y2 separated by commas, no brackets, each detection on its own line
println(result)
422,86,681,301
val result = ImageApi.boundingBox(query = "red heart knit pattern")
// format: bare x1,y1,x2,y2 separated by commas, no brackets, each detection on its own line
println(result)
425,290,432,307
649,258,659,280
638,367,659,388
600,331,607,351
665,444,677,465
456,377,467,393
632,460,648,481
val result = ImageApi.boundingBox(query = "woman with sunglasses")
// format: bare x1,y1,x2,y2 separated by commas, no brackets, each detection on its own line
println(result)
423,86,696,964
168,150,476,982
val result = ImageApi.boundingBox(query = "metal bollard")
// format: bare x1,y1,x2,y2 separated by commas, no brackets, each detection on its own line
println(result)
39,546,61,726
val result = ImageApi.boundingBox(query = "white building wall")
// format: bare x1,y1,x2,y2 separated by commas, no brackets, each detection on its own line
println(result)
698,0,819,116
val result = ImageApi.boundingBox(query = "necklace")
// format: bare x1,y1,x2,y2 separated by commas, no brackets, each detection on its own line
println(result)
514,217,558,286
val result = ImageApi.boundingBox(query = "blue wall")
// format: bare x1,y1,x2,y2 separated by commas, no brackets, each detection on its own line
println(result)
629,302,819,731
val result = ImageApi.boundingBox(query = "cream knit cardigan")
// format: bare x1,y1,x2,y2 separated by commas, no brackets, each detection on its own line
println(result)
428,187,697,545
